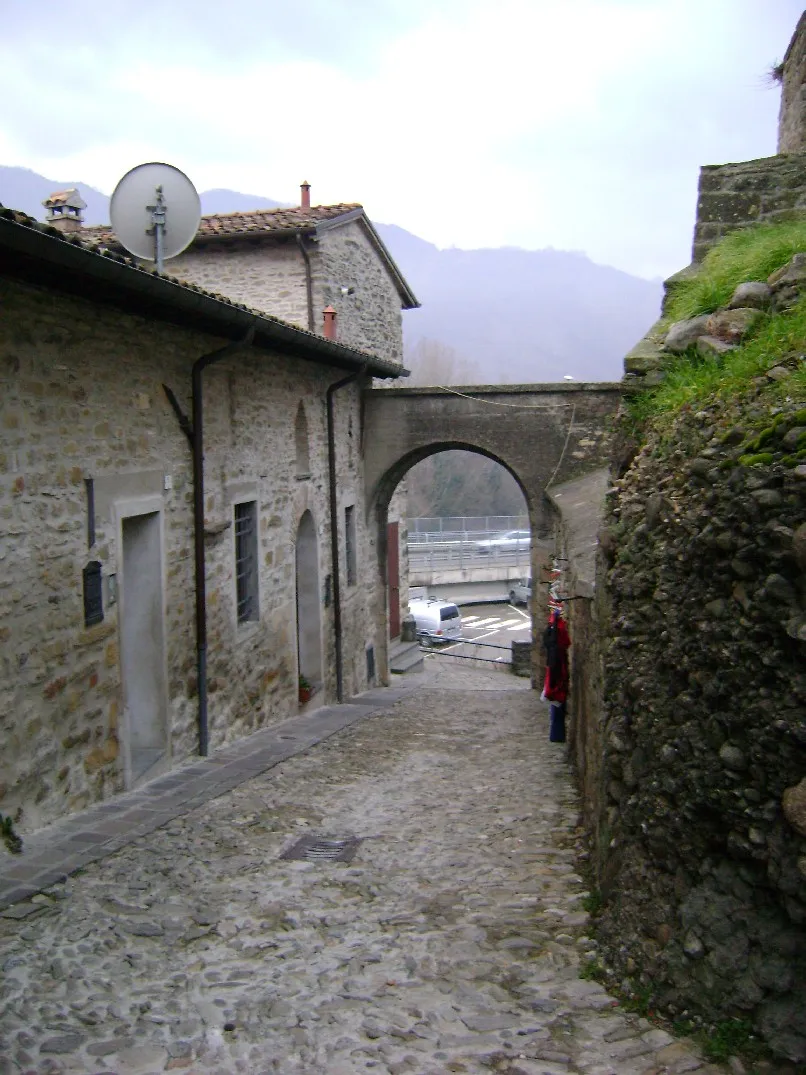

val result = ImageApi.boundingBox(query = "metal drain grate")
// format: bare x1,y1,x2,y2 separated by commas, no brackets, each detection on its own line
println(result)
280,835,362,863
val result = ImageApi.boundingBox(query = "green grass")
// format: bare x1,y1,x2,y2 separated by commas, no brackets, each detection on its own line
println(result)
627,218,806,430
619,982,655,1018
665,218,806,322
700,1018,759,1062
581,889,603,915
0,813,23,854
672,1016,769,1066
628,292,806,429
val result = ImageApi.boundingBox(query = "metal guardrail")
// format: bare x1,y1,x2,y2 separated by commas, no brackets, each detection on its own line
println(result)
408,516,527,535
407,531,531,572
418,634,512,664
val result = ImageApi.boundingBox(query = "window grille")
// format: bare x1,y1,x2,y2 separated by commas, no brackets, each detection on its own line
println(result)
345,505,357,587
234,501,259,623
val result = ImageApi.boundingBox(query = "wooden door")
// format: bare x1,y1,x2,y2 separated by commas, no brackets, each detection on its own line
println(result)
387,521,400,639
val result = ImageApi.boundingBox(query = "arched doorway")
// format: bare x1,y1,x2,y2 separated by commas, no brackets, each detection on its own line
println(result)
295,510,322,696
377,445,545,677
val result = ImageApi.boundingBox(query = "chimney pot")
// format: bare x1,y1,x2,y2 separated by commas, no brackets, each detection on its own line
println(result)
301,181,311,210
42,188,86,235
322,305,337,340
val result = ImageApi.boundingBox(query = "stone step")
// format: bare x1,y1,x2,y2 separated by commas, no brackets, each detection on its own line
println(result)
389,640,424,675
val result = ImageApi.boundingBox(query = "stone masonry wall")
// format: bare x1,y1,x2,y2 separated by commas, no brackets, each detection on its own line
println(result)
318,221,405,365
778,11,806,154
0,278,386,832
165,220,406,367
589,395,806,1062
166,240,310,329
692,153,806,262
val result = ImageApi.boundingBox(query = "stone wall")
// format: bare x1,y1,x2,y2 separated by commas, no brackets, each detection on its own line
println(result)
778,11,806,154
318,221,405,364
363,385,623,520
546,469,611,823
166,219,406,366
0,278,386,831
692,154,806,262
587,395,806,1062
167,240,310,329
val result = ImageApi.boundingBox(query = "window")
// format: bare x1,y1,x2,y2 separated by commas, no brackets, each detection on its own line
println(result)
234,500,259,623
345,505,357,587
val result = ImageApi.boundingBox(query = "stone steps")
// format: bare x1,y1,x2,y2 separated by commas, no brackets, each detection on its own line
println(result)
389,639,424,675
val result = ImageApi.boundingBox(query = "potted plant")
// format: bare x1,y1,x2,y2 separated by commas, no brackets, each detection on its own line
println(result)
298,674,312,704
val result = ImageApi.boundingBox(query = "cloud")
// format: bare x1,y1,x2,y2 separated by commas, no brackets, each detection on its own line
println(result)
0,0,800,277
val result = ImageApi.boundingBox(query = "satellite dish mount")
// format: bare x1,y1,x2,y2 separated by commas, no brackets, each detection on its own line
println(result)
110,163,201,271
146,184,168,272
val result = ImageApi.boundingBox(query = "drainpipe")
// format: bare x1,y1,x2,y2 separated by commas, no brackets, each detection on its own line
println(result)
192,329,254,755
326,352,368,703
296,234,315,332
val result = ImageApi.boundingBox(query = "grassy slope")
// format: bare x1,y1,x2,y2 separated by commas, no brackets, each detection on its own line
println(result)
630,221,806,428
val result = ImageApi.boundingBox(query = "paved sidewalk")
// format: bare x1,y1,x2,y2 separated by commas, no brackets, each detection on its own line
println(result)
0,683,419,912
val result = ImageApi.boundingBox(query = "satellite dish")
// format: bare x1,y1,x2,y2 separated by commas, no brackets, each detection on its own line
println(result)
109,162,201,271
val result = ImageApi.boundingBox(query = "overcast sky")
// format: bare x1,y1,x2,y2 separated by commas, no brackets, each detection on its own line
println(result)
0,0,801,278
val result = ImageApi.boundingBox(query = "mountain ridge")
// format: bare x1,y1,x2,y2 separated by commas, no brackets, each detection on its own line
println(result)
0,165,663,382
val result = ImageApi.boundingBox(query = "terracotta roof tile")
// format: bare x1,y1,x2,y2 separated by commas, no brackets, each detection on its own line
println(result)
83,203,361,245
46,189,79,205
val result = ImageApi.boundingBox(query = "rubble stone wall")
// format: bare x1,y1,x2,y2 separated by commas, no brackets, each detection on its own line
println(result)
584,397,806,1062
318,221,405,365
168,239,310,329
165,220,406,367
0,278,385,832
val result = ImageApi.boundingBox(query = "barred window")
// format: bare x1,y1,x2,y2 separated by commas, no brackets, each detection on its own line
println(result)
345,505,357,587
234,500,259,623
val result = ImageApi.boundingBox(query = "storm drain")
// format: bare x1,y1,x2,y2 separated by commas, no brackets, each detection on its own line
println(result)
280,835,362,863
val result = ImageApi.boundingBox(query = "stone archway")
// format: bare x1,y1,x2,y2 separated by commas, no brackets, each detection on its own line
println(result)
295,510,322,694
372,442,545,676
362,383,621,683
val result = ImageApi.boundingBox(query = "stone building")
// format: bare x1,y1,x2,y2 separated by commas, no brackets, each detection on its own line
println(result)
0,202,409,832
84,181,419,646
688,16,806,264
777,9,806,155
83,182,419,364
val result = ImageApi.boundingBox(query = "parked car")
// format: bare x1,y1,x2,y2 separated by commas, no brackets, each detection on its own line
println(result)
475,529,531,555
509,576,532,606
408,598,463,644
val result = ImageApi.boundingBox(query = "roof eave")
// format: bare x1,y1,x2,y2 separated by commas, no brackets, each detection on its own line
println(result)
0,214,408,380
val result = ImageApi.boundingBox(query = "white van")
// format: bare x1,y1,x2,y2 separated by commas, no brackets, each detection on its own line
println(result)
408,597,463,644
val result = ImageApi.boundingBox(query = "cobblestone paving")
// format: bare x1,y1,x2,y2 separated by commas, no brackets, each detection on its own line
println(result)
0,669,720,1075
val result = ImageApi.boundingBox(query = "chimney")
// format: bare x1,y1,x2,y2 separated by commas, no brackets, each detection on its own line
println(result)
322,306,337,340
300,181,311,210
42,189,86,235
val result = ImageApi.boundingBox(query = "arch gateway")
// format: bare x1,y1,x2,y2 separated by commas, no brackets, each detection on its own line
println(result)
363,382,623,667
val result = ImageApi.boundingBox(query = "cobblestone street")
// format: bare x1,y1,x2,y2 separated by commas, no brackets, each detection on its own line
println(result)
0,666,720,1075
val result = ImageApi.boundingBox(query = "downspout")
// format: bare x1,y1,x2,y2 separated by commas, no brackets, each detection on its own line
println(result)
192,328,254,755
326,363,368,702
296,234,315,332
